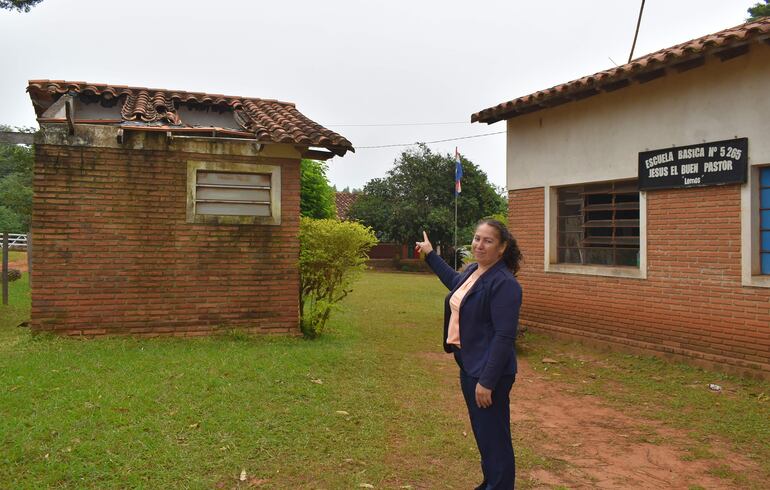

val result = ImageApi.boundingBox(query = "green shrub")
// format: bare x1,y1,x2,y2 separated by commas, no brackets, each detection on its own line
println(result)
299,217,377,338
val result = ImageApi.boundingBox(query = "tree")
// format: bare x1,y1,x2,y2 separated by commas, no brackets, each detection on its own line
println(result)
0,205,22,232
0,126,34,232
0,0,43,12
349,144,506,261
748,1,770,20
0,173,32,231
300,159,336,219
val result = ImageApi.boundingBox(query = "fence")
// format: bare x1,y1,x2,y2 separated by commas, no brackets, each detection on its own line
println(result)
7,233,27,250
2,232,30,305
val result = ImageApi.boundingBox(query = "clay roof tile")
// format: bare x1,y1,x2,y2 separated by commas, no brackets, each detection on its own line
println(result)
27,79,353,155
473,18,770,123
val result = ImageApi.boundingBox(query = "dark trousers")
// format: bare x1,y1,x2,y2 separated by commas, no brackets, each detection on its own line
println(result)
455,351,516,489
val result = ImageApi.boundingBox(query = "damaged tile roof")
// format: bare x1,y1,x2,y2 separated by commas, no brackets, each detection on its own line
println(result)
27,80,354,156
472,18,770,124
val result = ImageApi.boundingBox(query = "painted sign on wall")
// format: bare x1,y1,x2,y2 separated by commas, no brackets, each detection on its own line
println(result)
638,138,748,191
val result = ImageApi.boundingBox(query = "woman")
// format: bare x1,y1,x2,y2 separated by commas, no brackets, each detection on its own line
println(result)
415,219,523,490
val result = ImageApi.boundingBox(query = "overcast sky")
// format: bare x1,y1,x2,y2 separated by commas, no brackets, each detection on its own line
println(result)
0,0,749,190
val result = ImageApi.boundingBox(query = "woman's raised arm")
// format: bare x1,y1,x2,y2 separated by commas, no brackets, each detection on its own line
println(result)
417,231,461,290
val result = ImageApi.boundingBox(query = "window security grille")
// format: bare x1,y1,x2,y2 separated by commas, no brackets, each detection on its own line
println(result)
557,180,640,267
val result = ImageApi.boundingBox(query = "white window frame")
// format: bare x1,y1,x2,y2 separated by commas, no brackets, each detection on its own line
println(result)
741,164,770,288
186,160,281,225
544,181,647,279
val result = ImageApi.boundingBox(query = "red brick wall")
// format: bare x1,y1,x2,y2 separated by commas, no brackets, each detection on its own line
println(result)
31,144,301,336
369,242,402,260
509,185,770,375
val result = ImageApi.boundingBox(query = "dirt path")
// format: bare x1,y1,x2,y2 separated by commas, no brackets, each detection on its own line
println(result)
7,252,28,272
510,359,762,489
410,351,762,489
8,259,27,272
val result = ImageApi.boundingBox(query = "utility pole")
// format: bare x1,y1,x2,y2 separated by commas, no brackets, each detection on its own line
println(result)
629,0,646,63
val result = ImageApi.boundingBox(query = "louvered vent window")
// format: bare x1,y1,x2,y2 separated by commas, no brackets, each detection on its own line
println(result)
195,171,271,217
557,180,640,267
186,161,281,225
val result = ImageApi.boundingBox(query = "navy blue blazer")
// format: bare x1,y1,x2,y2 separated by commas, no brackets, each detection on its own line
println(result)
425,251,522,389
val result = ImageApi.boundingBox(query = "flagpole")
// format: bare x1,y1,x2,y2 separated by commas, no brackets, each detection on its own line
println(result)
454,147,460,270
454,190,458,269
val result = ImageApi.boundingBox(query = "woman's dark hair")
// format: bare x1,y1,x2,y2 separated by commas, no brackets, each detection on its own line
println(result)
476,218,523,275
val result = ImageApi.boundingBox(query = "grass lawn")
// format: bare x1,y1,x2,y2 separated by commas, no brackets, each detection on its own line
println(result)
1,271,769,488
0,272,486,489
7,251,26,262
0,271,29,333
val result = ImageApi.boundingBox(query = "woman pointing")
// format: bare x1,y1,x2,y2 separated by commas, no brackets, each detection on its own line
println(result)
415,219,523,489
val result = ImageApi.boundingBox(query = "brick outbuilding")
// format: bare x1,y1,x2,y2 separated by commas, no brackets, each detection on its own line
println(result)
27,80,353,337
472,19,770,376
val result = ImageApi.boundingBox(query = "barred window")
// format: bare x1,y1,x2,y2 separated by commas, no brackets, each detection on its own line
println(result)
760,167,770,275
557,180,640,267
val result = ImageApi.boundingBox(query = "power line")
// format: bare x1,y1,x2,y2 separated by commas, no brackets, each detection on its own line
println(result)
356,130,505,149
328,121,470,127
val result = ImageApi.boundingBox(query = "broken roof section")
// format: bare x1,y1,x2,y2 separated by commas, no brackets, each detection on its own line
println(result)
472,18,770,124
27,80,354,157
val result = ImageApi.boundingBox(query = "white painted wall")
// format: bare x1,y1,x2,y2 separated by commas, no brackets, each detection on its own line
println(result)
505,46,770,190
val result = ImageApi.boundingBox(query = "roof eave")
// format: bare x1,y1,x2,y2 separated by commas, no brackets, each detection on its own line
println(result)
471,18,770,124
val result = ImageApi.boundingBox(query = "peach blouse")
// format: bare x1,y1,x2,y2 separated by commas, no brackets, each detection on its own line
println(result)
446,270,481,347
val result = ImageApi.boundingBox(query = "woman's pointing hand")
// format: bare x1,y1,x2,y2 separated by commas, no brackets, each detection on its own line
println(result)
415,230,433,255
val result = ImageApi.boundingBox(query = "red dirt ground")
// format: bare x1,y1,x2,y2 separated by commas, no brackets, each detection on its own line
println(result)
7,252,27,272
509,359,763,489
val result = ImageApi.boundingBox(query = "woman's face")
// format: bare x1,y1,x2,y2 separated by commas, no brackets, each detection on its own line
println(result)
472,223,506,268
